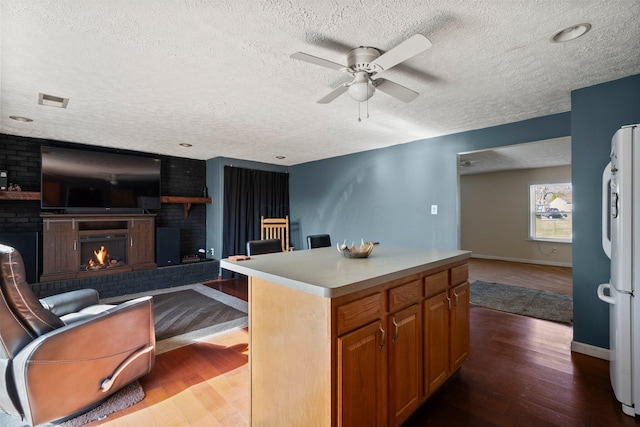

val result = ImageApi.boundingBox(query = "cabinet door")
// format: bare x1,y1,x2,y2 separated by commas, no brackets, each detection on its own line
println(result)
128,218,155,266
423,291,449,397
450,282,470,372
337,320,387,427
388,304,421,426
42,220,78,275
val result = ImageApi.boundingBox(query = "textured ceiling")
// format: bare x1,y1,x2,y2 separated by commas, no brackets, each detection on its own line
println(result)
459,137,571,175
1,1,639,166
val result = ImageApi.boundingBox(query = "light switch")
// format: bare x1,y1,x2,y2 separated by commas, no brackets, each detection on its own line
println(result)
431,205,438,215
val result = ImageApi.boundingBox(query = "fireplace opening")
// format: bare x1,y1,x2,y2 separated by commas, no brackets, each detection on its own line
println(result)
79,233,127,271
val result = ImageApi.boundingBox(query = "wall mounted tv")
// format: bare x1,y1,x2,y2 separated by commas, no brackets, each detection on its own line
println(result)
41,146,161,213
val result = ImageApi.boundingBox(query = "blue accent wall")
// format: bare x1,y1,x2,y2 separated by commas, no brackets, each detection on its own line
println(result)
571,74,640,348
208,74,639,351
289,113,570,251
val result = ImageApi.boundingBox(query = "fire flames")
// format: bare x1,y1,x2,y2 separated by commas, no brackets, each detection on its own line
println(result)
88,245,111,268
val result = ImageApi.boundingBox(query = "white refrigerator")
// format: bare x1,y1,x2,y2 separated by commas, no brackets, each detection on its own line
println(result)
598,123,640,417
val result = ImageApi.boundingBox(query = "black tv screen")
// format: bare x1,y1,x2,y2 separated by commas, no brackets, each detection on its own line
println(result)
41,146,161,212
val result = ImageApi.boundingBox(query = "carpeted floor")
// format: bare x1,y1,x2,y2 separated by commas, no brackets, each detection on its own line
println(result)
470,280,573,324
0,381,144,427
104,283,249,354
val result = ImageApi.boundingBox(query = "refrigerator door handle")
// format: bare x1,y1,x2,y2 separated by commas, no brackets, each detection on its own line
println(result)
602,162,612,259
597,283,615,305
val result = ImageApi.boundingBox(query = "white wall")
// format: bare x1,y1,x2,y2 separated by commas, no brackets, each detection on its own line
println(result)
460,165,572,266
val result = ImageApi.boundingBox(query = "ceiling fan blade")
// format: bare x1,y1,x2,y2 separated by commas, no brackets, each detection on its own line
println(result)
370,34,432,72
374,78,419,103
290,52,345,71
317,84,349,104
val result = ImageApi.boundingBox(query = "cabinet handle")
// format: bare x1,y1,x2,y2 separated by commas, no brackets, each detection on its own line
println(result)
446,295,452,311
73,240,77,251
392,316,399,343
453,289,459,307
379,323,386,351
130,238,134,247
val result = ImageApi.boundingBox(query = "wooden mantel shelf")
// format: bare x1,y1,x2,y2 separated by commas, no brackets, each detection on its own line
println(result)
160,196,212,218
0,191,40,201
0,192,210,218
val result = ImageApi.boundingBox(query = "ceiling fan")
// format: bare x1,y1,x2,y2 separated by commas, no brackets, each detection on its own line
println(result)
290,34,432,104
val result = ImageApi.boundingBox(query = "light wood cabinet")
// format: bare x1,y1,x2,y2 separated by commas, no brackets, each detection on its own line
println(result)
388,303,421,426
245,258,469,427
424,291,450,396
450,282,470,372
423,267,471,398
337,320,387,426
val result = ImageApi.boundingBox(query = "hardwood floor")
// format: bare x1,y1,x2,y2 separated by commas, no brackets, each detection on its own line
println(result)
93,274,638,427
468,257,573,295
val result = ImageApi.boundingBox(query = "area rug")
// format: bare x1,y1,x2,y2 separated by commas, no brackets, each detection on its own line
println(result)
470,280,573,324
0,380,144,427
103,283,248,354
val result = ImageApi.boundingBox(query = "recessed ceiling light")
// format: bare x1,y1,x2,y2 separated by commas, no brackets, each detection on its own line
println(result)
179,143,193,147
9,115,33,122
550,23,592,43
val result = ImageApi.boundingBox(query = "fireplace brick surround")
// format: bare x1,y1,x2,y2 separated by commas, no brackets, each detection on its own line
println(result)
31,259,220,299
0,133,216,298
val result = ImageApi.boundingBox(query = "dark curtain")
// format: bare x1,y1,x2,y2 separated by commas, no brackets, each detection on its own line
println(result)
222,166,289,276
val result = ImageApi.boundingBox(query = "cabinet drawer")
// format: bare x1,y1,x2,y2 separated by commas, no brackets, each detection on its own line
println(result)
337,293,383,335
451,263,469,286
424,271,448,298
388,280,420,312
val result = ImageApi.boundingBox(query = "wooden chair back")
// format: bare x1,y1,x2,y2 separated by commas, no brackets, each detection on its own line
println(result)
260,216,290,251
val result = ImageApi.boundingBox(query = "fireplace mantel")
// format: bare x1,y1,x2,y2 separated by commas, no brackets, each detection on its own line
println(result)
40,213,157,282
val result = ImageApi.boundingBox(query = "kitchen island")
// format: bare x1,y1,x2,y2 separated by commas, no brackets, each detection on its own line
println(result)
221,245,471,427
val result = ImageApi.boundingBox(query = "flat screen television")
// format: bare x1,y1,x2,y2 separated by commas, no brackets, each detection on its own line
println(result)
41,146,161,213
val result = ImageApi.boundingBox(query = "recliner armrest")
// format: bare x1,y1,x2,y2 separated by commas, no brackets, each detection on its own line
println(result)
13,296,156,426
40,288,100,316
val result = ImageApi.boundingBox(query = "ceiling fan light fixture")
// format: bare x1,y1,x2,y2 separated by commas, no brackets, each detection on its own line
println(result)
348,81,375,102
550,23,592,43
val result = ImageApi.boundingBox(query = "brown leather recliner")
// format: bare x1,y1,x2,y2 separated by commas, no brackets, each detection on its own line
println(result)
0,244,155,426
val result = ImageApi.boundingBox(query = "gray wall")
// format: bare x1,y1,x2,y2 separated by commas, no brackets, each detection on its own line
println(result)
571,74,640,348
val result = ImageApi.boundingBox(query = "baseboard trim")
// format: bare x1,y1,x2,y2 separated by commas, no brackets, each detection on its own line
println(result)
571,341,609,360
471,254,572,268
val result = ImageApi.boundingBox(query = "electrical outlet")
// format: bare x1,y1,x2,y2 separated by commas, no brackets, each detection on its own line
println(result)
552,247,557,254
431,205,438,215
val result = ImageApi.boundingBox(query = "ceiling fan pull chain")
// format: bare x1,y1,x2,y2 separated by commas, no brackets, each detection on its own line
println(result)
367,96,370,119
358,102,361,122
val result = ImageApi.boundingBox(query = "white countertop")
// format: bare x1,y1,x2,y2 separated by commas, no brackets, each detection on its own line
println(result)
220,245,471,298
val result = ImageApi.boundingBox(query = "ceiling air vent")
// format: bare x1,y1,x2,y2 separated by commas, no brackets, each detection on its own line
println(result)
38,93,69,108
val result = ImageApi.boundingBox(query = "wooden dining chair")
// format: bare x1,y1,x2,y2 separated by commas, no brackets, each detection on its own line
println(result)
260,215,291,251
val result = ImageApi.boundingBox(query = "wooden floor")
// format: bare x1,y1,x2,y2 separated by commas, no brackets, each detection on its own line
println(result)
468,257,573,295
92,264,638,427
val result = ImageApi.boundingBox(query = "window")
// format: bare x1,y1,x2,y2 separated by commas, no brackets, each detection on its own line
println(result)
529,182,572,242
